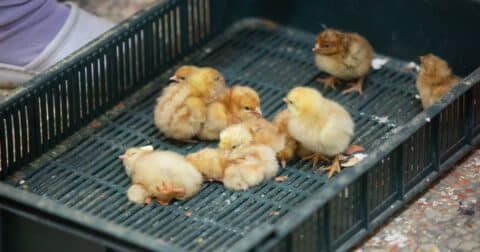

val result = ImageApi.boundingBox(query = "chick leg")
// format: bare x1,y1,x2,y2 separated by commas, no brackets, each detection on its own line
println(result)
316,76,338,89
302,153,330,168
342,77,364,95
157,181,186,198
155,182,180,205
321,154,341,178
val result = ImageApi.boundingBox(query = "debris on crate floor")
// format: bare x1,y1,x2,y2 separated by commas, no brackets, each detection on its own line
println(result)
357,148,480,252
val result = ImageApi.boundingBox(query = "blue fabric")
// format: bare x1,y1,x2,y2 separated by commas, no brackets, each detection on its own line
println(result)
0,0,69,66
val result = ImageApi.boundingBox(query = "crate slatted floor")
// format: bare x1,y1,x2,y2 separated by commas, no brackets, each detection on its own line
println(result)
16,21,422,251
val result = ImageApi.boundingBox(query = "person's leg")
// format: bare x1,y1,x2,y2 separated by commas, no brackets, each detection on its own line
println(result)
0,0,114,88
0,0,69,66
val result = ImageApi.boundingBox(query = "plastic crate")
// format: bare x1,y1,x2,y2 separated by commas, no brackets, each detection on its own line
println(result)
0,0,479,251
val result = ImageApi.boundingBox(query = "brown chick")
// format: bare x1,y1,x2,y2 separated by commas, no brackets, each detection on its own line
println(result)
119,147,203,205
198,85,262,140
313,28,374,94
186,147,226,182
272,109,298,167
416,54,460,108
284,87,354,178
219,125,279,191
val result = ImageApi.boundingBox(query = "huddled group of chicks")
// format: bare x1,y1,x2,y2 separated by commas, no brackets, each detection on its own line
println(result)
119,28,460,205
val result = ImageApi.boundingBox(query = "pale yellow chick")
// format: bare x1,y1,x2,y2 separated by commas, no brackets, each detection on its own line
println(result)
186,147,226,182
198,85,262,140
219,125,279,191
284,87,354,178
220,118,289,166
416,54,460,108
313,29,374,94
119,147,203,205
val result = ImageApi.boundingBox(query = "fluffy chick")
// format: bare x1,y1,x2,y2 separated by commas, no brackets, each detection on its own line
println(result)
416,54,460,108
220,118,289,167
313,28,374,94
218,125,279,191
170,65,226,103
154,83,207,141
273,109,298,167
186,148,226,182
119,147,203,205
284,87,354,178
198,85,262,140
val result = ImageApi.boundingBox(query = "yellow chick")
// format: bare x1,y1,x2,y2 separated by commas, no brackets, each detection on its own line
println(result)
416,53,460,108
272,109,298,167
284,87,354,178
154,82,207,141
119,147,203,205
219,125,279,191
170,66,226,103
198,85,262,140
219,118,288,166
186,147,226,182
313,29,374,94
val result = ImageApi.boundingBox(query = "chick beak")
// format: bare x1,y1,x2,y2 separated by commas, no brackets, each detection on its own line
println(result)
312,44,320,52
282,97,288,103
118,155,126,160
169,75,179,83
253,107,262,117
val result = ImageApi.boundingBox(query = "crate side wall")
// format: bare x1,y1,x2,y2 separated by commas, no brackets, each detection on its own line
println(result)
0,0,225,177
473,84,480,141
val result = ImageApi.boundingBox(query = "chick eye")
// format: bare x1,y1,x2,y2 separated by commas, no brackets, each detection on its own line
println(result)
180,76,186,80
232,145,239,149
244,106,251,110
215,76,220,81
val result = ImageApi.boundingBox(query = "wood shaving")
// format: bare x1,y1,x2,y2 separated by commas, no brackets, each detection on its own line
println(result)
88,120,101,128
405,62,420,72
371,58,389,70
346,144,366,155
185,211,193,217
275,176,288,182
342,153,368,167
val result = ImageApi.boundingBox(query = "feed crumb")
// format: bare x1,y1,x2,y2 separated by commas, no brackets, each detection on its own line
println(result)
275,176,288,182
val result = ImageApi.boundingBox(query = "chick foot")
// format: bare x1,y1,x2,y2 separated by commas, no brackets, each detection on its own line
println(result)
302,153,330,168
342,77,364,95
316,76,338,89
156,181,186,205
321,155,341,178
